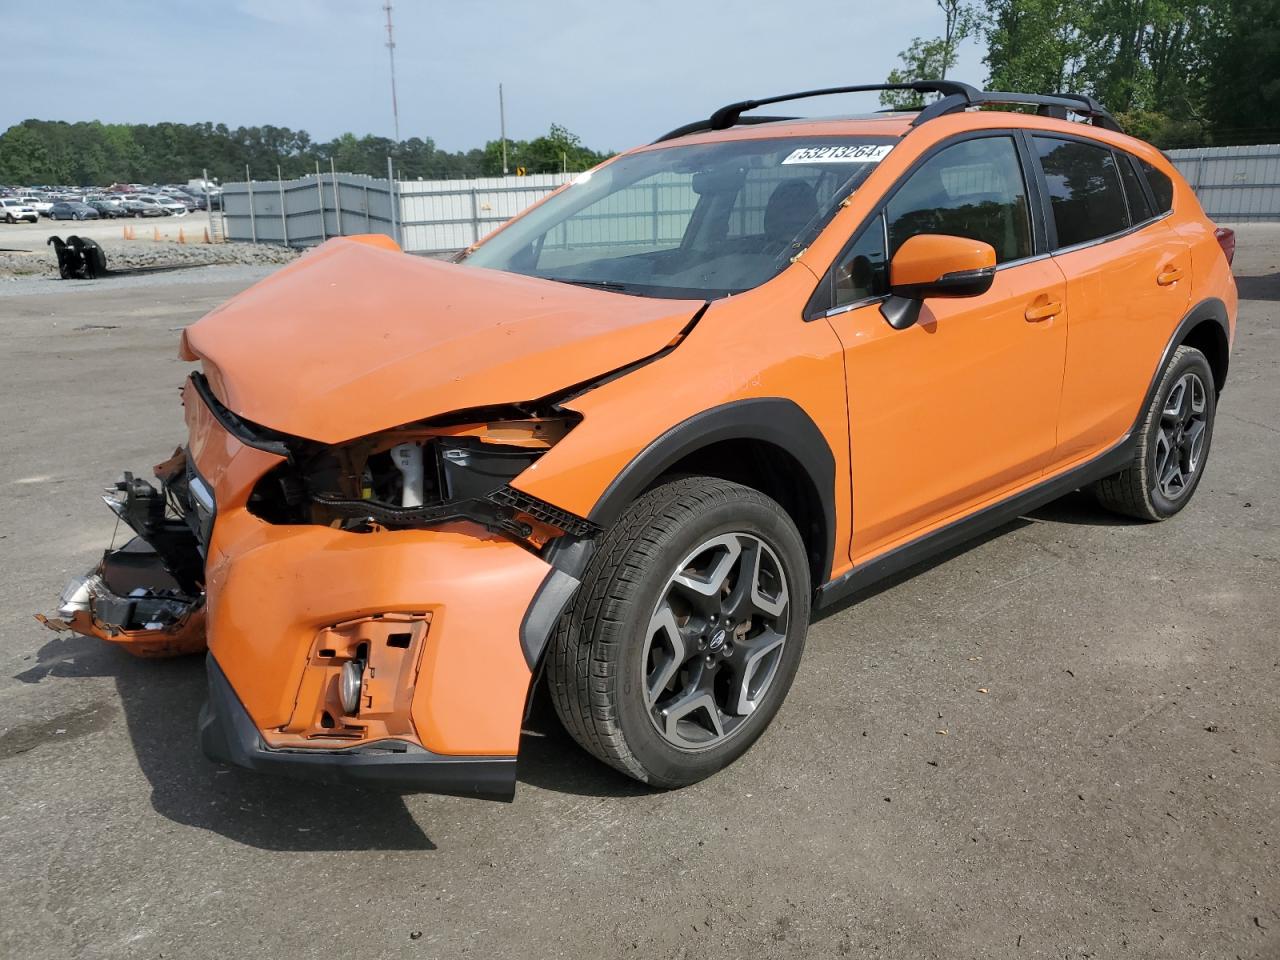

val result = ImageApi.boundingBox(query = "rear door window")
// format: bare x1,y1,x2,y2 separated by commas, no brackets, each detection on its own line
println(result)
885,136,1032,264
1033,136,1130,248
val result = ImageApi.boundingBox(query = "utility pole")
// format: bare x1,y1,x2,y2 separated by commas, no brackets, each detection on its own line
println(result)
384,1,400,141
499,83,508,175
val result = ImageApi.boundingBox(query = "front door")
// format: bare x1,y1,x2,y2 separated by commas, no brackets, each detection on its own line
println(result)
821,134,1069,562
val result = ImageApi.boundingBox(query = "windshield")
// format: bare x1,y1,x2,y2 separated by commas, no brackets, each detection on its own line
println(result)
463,135,896,299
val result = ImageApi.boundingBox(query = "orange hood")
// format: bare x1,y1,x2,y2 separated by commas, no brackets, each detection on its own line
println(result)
182,237,704,443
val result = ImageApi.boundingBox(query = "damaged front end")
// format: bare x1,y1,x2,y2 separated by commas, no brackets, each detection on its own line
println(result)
37,453,209,658
38,372,601,799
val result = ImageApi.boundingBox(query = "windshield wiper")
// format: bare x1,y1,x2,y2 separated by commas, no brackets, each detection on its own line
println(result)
542,276,632,292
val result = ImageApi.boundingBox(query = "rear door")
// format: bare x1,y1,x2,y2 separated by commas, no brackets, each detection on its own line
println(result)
819,133,1069,562
1029,135,1192,469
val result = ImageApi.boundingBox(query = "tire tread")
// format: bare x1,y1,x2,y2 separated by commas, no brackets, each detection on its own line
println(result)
548,476,798,784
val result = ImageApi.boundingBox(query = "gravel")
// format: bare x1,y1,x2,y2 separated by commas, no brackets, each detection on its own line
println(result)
0,238,299,280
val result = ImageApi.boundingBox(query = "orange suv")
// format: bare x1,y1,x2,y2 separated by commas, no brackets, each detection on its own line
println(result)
42,82,1237,799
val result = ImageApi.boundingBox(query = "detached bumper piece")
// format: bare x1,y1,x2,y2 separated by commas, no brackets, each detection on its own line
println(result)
37,537,206,658
198,655,517,800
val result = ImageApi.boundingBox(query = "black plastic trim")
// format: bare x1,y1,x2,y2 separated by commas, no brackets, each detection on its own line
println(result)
816,436,1135,613
189,373,294,460
586,398,837,580
1144,297,1231,398
198,654,517,801
519,567,581,668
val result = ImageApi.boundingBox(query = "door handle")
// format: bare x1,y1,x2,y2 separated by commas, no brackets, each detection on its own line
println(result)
1157,266,1185,286
1024,300,1062,322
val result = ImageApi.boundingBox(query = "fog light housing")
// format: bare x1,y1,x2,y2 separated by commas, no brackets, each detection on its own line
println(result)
339,659,364,715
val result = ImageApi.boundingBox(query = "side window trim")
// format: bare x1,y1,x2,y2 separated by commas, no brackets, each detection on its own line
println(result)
1027,131,1145,255
1013,128,1054,254
804,128,1039,321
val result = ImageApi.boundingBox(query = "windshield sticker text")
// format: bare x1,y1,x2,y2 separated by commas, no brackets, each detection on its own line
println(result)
781,144,893,164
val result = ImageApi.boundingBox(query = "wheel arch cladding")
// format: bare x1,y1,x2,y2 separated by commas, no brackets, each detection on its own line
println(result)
586,398,836,592
1177,298,1230,394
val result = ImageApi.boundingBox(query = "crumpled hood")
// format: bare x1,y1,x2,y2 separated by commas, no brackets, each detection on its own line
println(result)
182,237,704,443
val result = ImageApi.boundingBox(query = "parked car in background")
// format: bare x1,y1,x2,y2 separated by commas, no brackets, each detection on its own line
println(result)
17,196,52,216
85,199,128,219
120,196,167,217
0,198,39,223
146,194,189,217
48,201,101,221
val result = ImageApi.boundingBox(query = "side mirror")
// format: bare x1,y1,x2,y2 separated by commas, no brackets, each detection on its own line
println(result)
880,234,997,330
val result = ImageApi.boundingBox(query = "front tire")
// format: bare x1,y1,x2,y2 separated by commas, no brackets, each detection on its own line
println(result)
1094,345,1216,520
548,476,810,787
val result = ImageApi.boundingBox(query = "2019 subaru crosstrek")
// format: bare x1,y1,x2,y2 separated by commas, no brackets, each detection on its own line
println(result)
42,81,1236,800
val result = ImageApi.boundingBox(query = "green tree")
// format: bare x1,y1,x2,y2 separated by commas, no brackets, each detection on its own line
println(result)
1202,0,1280,144
882,0,975,108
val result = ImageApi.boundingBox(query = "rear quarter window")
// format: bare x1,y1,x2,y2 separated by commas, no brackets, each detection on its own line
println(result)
1140,160,1175,213
1117,155,1155,222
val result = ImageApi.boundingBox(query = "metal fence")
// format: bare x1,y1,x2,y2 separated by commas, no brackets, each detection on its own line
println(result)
221,143,1280,251
398,173,571,252
221,172,399,246
1166,144,1280,221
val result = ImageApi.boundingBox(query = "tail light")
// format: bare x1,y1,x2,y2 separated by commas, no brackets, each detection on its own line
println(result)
1214,226,1236,266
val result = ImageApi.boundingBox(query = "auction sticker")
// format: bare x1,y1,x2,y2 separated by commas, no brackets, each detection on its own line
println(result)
781,144,893,164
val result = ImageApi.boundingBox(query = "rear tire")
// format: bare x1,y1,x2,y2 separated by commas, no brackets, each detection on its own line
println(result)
1094,345,1216,520
548,476,810,787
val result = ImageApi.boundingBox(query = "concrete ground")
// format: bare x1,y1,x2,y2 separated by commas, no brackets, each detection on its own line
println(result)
0,227,1276,960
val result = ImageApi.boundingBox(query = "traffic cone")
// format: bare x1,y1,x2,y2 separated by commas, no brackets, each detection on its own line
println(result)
178,228,186,244
153,226,161,241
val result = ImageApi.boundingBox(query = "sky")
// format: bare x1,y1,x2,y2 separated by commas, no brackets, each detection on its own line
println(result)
0,0,985,152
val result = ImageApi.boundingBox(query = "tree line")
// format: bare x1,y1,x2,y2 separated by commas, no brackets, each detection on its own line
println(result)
3,0,1276,186
884,0,1279,148
0,120,611,187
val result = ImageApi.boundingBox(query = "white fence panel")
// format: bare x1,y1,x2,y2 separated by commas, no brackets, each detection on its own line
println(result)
220,146,1280,253
222,173,397,245
397,173,572,252
1166,144,1280,221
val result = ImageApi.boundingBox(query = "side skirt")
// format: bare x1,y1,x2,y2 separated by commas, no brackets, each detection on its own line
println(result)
813,435,1135,616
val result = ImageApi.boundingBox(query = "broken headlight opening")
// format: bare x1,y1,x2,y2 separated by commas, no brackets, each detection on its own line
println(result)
246,410,600,546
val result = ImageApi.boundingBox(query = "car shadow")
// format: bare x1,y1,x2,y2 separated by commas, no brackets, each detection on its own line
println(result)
516,684,657,799
1235,271,1280,302
1026,489,1144,526
15,635,437,852
14,632,652,848
816,489,1146,620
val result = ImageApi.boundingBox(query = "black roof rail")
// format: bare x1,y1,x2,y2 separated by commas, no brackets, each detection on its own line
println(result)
914,89,1123,132
653,81,981,143
653,81,1122,143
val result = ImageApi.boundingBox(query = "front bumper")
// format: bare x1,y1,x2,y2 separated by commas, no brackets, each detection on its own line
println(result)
199,653,517,799
39,379,580,798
